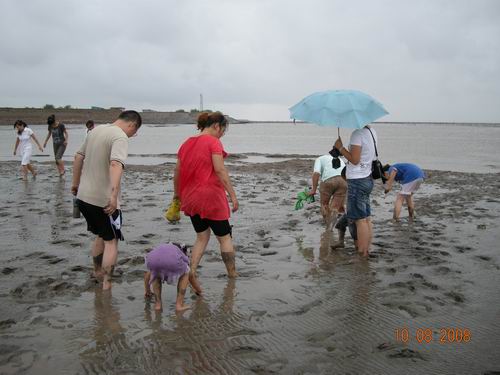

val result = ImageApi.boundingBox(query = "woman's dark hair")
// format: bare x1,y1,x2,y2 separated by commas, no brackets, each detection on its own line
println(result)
382,164,391,173
14,120,28,135
47,114,56,130
86,120,95,128
197,111,228,131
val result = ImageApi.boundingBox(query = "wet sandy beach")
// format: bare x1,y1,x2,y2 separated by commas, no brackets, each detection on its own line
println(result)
1,159,500,374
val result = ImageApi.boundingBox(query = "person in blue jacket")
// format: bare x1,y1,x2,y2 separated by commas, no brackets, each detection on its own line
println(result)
383,163,425,220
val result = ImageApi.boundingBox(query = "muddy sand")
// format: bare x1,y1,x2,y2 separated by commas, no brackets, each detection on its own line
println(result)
0,159,499,374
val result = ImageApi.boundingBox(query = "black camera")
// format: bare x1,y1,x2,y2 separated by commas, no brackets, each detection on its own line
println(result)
329,147,341,169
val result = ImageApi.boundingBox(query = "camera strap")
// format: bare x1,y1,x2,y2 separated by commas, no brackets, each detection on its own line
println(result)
366,127,379,159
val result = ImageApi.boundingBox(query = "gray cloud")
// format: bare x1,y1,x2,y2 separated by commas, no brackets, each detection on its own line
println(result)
1,0,499,121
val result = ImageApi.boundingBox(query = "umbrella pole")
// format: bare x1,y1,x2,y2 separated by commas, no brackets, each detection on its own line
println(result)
338,127,340,138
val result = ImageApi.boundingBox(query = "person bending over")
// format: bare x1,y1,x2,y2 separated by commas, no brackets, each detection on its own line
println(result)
144,243,202,312
383,163,425,220
307,153,346,228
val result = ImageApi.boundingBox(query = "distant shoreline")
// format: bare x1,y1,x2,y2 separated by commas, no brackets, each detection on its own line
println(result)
0,108,498,126
0,107,243,126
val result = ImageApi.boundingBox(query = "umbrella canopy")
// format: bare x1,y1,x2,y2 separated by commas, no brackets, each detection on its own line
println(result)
289,89,388,129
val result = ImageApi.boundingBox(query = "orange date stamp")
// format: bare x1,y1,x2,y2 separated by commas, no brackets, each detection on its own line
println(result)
395,327,471,344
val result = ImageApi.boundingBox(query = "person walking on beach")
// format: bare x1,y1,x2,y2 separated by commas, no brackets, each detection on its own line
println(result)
43,114,68,177
86,120,95,133
13,120,43,180
383,163,425,220
307,153,346,228
335,125,378,257
71,110,142,290
172,111,238,292
144,243,202,312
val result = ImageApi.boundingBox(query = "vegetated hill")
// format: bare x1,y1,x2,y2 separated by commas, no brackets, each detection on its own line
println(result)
0,108,243,125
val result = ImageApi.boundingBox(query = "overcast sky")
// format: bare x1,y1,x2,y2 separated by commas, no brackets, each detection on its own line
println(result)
1,0,499,122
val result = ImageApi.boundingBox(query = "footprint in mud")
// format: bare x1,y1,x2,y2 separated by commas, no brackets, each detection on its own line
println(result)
128,239,151,245
50,239,69,245
2,267,17,275
445,291,465,303
277,299,322,317
475,255,492,262
455,245,473,253
142,233,157,239
230,346,262,355
387,348,424,360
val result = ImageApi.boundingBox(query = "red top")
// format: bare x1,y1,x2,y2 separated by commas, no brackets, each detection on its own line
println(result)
178,135,230,221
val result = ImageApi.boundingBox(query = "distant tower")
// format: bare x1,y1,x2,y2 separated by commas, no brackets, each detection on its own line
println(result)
200,94,204,112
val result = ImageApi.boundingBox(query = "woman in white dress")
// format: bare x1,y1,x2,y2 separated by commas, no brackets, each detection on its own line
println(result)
13,120,44,180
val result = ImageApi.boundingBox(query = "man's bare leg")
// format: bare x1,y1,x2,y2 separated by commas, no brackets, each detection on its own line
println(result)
355,218,371,257
217,234,237,278
393,194,405,220
152,278,162,311
175,273,191,312
189,229,210,293
91,236,105,279
102,239,118,290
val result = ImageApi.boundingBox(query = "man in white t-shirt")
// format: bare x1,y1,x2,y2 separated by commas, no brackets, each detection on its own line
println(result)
307,154,346,228
334,126,378,256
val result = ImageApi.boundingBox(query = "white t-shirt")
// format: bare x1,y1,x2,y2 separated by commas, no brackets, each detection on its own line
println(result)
17,128,34,153
346,127,377,180
313,154,345,182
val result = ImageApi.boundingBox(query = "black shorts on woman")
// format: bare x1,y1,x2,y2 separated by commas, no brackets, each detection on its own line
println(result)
189,214,232,237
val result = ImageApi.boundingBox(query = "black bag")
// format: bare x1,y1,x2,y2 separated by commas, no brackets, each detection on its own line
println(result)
366,127,384,180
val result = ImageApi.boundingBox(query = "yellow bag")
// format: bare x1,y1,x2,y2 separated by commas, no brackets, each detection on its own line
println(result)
165,198,181,223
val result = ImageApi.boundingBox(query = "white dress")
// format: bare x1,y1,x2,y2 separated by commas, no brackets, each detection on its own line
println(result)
17,128,34,165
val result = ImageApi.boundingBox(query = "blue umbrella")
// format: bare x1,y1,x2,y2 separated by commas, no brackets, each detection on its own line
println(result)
289,90,388,132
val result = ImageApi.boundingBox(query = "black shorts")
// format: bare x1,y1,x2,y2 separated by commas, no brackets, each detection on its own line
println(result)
189,214,232,237
77,200,124,241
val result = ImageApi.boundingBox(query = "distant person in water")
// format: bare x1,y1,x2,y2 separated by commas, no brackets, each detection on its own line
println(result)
72,110,142,291
86,120,95,133
172,111,238,293
307,153,346,228
43,114,68,177
144,243,202,312
13,120,43,180
383,163,425,220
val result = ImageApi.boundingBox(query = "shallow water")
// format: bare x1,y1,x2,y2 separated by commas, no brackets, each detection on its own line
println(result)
1,122,500,172
1,160,500,374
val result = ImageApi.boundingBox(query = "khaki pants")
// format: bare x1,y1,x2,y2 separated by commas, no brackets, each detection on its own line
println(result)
320,176,347,214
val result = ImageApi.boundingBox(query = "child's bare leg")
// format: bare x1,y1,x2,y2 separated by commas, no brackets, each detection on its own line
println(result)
144,271,152,298
189,229,210,292
91,236,105,279
175,273,191,312
152,278,162,311
393,194,405,220
102,239,118,291
217,234,237,278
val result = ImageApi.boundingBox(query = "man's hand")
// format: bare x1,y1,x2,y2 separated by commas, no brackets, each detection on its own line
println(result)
104,195,118,215
231,196,239,212
13,150,16,156
43,142,47,148
307,190,316,196
71,185,79,196
384,184,392,194
334,137,343,150
38,146,43,152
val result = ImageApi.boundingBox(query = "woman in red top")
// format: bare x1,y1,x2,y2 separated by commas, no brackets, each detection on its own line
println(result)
173,112,239,292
